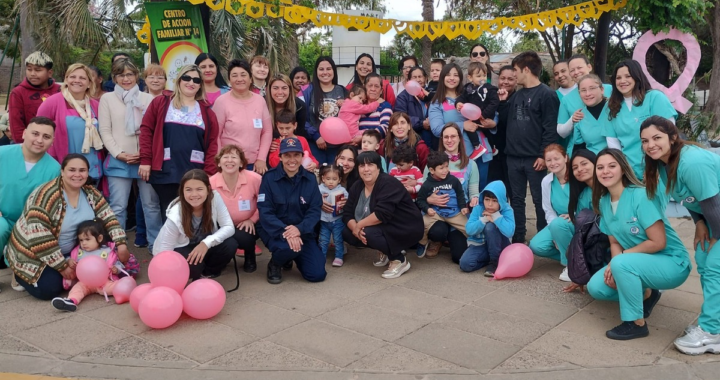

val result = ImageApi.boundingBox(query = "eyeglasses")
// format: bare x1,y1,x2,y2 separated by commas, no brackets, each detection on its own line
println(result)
472,51,488,58
115,73,136,79
402,66,414,70
180,75,202,84
579,86,601,94
146,75,165,81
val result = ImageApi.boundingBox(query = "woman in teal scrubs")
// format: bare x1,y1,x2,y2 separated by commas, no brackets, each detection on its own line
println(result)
588,148,691,340
529,144,572,281
602,60,677,180
641,116,720,354
568,75,621,155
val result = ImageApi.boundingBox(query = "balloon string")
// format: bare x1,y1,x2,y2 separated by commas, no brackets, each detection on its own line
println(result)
103,289,109,302
119,268,130,277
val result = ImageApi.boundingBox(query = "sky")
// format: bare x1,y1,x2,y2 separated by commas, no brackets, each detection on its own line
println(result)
380,1,448,47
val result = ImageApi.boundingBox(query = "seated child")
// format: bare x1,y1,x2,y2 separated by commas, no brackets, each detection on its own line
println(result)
318,164,349,267
456,62,499,160
339,85,384,142
361,129,387,171
388,143,423,199
269,109,318,170
459,181,515,276
416,151,469,258
424,59,445,103
52,219,124,312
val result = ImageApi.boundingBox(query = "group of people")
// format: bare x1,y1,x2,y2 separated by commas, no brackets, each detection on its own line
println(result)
0,46,718,355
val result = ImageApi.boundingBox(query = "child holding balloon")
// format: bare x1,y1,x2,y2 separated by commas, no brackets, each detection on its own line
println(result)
339,85,384,144
52,219,124,312
456,62,499,160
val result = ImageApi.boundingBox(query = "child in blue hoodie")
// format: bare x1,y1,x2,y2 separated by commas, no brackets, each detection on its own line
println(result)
459,180,515,276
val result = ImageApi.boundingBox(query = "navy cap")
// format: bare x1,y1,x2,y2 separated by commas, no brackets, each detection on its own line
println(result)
279,137,303,154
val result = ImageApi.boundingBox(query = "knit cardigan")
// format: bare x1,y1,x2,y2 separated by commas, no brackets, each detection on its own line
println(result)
6,177,127,284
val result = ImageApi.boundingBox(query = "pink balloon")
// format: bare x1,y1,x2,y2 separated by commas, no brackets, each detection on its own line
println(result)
138,286,183,329
182,279,226,320
76,255,110,288
405,80,422,96
494,243,534,280
319,117,351,145
130,283,153,313
148,251,189,294
460,103,483,121
113,277,137,304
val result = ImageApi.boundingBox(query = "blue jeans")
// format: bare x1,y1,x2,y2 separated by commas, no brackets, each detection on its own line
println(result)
107,177,161,248
475,158,489,193
319,218,345,259
136,198,146,236
308,141,339,166
459,223,510,272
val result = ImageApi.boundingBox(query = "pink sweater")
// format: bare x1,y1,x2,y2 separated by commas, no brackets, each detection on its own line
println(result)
37,92,99,164
210,170,263,225
338,99,380,139
213,92,272,164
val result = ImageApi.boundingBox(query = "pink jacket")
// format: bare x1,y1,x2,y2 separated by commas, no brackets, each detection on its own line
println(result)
37,92,100,164
338,99,380,139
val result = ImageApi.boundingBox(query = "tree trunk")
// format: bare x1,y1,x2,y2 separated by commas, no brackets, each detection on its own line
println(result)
647,45,671,86
288,24,299,69
593,11,611,82
564,24,575,59
19,2,36,73
704,0,720,131
421,0,434,68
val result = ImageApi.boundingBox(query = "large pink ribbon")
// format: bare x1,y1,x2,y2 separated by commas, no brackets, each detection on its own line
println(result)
632,28,700,114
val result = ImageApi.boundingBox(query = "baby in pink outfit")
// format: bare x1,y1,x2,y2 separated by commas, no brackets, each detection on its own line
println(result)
338,85,384,141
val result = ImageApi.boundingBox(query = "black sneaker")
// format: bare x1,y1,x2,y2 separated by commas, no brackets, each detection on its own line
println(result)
643,289,661,319
201,272,221,279
512,235,526,244
244,259,257,273
52,297,77,312
267,261,283,284
606,321,649,340
484,263,497,277
133,233,148,248
282,261,293,271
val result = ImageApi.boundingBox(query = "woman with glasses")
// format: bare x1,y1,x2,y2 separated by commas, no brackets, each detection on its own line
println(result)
470,44,493,84
564,74,620,156
139,64,219,221
143,64,167,97
98,58,162,251
393,55,419,96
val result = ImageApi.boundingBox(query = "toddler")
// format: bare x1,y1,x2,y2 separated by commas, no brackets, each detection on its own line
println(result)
456,62,499,159
318,164,349,267
339,85,384,142
416,151,469,258
388,144,423,199
459,181,515,276
361,129,387,171
52,219,124,312
425,59,445,102
269,109,318,170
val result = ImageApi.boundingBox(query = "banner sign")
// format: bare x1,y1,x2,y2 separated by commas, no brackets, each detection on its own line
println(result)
146,1,208,89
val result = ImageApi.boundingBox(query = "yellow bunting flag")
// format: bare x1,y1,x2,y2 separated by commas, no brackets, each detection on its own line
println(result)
141,0,627,44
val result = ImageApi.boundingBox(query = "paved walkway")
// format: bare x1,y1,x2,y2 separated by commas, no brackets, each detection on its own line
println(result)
1,214,719,379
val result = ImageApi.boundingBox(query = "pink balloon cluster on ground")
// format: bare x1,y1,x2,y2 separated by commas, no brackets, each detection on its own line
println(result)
128,251,227,329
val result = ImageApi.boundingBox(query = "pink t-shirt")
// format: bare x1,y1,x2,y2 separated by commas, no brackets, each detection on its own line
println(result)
209,170,263,225
206,90,222,105
213,92,273,164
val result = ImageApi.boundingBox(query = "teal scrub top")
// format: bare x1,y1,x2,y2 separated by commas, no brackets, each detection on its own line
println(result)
557,84,612,124
0,145,60,222
659,145,720,216
551,175,570,215
574,105,610,155
576,186,593,213
601,90,677,179
598,186,689,267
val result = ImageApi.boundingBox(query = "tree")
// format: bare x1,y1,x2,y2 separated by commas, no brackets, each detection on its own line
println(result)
704,0,720,131
421,0,434,68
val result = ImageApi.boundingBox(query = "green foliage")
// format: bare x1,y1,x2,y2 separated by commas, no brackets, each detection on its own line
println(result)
379,49,399,76
388,31,508,63
511,32,544,53
677,84,716,142
625,0,712,33
299,32,332,71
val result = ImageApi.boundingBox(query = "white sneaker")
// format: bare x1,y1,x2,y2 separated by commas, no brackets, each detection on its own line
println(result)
373,252,389,267
382,260,411,279
10,276,25,292
674,325,720,355
559,267,571,282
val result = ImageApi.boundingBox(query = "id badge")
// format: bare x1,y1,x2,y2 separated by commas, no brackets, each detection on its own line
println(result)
253,118,263,129
190,150,205,163
239,200,251,211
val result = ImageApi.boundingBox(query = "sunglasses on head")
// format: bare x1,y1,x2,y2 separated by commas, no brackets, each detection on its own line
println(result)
472,51,487,58
180,75,201,84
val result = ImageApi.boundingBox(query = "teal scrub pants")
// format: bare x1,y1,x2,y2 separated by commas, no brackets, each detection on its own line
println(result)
587,253,690,321
529,217,574,266
0,216,12,264
696,240,720,334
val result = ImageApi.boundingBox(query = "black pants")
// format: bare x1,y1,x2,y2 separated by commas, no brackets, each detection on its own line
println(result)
232,226,258,262
175,238,238,280
152,183,179,223
15,268,64,300
426,222,468,264
488,153,511,198
342,225,406,263
506,155,546,240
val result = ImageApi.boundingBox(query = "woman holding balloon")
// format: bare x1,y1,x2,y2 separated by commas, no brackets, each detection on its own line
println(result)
395,67,434,150
5,154,130,300
153,169,238,281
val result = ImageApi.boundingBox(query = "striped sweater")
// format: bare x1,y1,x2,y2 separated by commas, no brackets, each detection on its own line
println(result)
6,177,127,284
358,101,393,139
